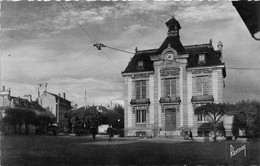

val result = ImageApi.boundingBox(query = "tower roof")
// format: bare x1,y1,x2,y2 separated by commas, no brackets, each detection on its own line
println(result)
165,16,181,30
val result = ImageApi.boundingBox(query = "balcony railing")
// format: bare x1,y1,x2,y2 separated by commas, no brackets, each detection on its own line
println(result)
191,95,214,102
130,98,150,105
159,96,181,104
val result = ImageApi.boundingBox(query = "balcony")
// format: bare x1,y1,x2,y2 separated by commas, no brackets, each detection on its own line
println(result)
191,95,214,102
159,96,181,104
130,98,150,105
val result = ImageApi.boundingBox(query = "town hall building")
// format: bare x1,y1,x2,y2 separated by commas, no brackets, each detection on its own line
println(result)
122,16,226,137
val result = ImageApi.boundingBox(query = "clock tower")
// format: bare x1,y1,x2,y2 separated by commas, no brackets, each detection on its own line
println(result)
158,16,185,54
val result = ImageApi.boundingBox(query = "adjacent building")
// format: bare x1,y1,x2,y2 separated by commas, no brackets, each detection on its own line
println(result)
0,86,47,134
0,86,46,117
37,91,72,123
122,16,226,137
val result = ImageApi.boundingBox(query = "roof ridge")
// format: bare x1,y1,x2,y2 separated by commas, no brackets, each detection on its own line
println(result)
45,92,71,103
137,49,158,54
184,43,211,49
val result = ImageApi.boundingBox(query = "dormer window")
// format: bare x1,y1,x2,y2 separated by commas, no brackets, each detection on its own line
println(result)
198,54,206,64
137,60,144,70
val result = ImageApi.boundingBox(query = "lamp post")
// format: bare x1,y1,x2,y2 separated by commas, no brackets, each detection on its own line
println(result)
117,119,120,129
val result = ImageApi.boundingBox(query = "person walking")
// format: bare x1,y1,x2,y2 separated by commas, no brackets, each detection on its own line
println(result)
189,130,193,140
91,127,96,140
107,125,113,141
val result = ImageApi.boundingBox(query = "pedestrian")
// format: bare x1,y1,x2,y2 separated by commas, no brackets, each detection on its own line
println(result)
107,125,113,141
91,127,96,140
189,130,193,140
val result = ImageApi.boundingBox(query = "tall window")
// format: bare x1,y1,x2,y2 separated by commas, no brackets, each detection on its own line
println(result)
165,78,176,98
196,76,210,96
136,109,146,123
136,80,146,99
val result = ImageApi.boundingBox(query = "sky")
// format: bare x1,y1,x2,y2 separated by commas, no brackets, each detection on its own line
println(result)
1,1,260,107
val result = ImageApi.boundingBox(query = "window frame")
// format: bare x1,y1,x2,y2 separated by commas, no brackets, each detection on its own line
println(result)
136,109,147,123
196,76,210,96
164,78,177,98
137,60,144,70
135,80,146,99
198,54,206,64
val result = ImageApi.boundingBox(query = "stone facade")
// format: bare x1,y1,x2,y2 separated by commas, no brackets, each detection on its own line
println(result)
37,91,72,123
122,16,226,137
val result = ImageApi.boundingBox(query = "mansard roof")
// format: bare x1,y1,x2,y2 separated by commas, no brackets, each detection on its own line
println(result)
122,17,225,75
157,35,186,54
185,44,224,68
122,43,225,76
122,49,156,74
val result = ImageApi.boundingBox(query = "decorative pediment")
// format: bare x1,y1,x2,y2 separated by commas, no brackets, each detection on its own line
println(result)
160,67,180,77
159,97,181,104
160,103,179,113
130,98,150,105
131,104,150,114
131,73,149,80
160,44,177,61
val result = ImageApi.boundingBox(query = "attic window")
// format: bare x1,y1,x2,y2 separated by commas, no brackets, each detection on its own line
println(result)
137,60,144,70
198,54,206,64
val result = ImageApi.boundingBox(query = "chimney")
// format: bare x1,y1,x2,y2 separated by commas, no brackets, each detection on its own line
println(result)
217,41,223,61
8,88,11,96
63,93,66,99
3,86,5,91
59,93,61,97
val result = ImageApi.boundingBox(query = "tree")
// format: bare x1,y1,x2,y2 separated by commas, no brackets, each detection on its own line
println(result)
194,103,235,141
233,100,260,139
3,108,23,134
23,109,36,135
113,104,124,129
37,111,56,134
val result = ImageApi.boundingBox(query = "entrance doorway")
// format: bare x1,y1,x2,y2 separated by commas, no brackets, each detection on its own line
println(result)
165,108,176,131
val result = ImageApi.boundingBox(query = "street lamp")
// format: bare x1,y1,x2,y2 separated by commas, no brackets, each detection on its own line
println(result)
117,119,120,129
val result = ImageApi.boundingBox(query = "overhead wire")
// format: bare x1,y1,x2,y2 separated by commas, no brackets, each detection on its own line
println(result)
44,45,94,82
56,2,260,74
226,67,260,71
60,1,134,56
105,45,135,55
56,1,97,44
70,1,99,43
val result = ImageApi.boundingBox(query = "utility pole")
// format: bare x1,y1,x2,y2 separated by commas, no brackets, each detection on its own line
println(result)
85,90,87,109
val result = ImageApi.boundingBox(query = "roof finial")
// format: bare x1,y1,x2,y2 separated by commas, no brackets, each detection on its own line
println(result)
135,47,138,53
209,38,212,45
171,2,174,18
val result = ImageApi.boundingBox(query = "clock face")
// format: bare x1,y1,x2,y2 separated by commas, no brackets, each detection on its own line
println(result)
165,52,175,61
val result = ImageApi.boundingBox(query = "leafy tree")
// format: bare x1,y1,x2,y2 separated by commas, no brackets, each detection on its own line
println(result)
23,109,36,135
194,103,235,141
233,100,260,139
3,108,23,134
113,104,124,129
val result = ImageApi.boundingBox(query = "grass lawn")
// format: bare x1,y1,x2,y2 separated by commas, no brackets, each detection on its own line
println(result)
1,135,259,166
